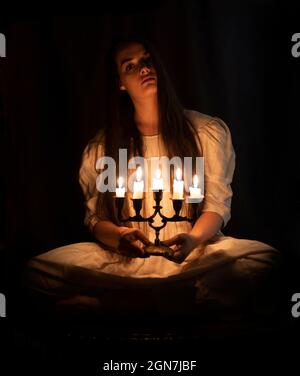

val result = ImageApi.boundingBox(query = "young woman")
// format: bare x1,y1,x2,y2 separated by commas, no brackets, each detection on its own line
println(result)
26,37,280,316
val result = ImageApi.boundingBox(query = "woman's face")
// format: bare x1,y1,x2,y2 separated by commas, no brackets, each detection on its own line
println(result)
115,42,157,100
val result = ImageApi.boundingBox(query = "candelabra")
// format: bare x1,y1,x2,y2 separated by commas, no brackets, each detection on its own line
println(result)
114,190,203,259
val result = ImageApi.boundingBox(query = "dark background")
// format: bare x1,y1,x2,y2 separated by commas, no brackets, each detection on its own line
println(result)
0,0,299,347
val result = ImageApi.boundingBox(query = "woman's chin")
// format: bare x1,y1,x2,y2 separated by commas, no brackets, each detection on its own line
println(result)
142,85,157,95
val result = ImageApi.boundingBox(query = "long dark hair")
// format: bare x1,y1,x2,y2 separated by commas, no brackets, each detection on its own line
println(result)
92,37,203,225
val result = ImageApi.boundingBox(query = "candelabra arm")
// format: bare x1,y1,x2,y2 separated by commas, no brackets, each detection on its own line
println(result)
114,191,203,259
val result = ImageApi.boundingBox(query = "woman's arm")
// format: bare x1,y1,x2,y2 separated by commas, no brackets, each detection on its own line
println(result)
79,144,150,258
92,220,151,257
189,211,223,244
92,220,128,249
162,212,223,263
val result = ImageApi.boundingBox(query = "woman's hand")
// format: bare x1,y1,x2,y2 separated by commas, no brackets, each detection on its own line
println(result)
118,228,151,258
161,233,201,263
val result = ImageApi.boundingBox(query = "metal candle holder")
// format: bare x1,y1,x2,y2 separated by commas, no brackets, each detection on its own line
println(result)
114,190,202,259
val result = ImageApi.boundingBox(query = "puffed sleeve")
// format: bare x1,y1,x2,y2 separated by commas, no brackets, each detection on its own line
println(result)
78,141,105,233
198,117,236,229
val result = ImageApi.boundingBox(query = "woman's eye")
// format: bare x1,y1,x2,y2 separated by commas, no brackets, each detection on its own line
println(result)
125,63,135,72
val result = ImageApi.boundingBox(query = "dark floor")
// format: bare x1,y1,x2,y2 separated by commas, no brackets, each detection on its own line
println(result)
4,249,300,375
8,279,300,375
10,310,299,375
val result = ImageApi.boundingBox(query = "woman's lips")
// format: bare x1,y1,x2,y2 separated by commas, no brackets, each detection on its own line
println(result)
141,77,156,85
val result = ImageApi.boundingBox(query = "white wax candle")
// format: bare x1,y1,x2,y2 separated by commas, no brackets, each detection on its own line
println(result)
133,166,144,199
116,176,125,197
173,168,184,199
152,168,164,190
187,174,204,203
189,175,202,198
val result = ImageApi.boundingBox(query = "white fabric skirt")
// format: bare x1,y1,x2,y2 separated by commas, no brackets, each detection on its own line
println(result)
25,234,280,314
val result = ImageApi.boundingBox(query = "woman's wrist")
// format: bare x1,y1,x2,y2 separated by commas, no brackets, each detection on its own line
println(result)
189,212,223,245
188,231,203,245
117,226,132,246
118,226,131,238
92,221,129,250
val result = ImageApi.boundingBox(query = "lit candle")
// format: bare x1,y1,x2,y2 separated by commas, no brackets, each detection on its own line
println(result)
189,174,203,199
152,168,164,191
116,176,125,197
173,168,184,199
133,166,144,199
186,175,204,204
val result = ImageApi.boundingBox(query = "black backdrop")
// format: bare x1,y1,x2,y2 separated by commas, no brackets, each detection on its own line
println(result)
0,2,300,321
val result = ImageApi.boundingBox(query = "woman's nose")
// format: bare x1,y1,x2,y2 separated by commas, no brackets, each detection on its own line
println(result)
139,62,151,75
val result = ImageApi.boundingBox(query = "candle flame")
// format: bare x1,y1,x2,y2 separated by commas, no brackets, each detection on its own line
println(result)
118,176,123,188
155,168,161,179
193,174,198,188
136,166,142,182
175,168,182,181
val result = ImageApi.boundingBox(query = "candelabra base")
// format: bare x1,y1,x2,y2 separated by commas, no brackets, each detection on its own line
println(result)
144,244,174,259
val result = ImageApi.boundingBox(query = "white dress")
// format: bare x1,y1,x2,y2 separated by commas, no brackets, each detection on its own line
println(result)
25,110,280,313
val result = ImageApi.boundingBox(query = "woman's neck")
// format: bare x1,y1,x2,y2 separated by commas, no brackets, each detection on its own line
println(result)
133,96,159,136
